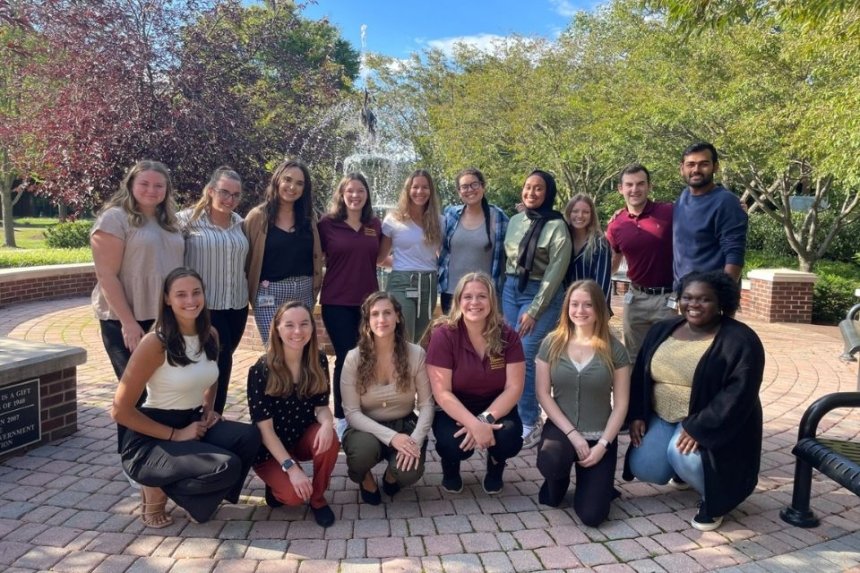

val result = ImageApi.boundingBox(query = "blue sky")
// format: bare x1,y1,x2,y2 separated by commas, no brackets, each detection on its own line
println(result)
300,0,601,60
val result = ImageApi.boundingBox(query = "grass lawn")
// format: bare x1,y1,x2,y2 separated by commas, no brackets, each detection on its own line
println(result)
0,218,93,268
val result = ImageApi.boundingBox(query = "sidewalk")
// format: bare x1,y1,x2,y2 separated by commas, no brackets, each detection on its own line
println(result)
1,297,859,572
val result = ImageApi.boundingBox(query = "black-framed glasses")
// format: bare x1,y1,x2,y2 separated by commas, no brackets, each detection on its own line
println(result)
458,181,482,192
215,189,242,202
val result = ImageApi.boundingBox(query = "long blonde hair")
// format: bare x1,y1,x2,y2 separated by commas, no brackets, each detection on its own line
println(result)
100,160,178,231
543,280,615,373
423,272,505,358
392,169,442,246
564,194,605,261
264,302,329,399
189,166,242,223
355,292,411,395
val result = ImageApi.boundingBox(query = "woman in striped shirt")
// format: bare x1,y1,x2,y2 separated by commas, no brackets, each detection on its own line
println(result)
178,167,250,414
564,194,612,309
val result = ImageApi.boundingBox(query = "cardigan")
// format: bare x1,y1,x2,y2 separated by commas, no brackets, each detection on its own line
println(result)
625,315,765,517
243,205,323,308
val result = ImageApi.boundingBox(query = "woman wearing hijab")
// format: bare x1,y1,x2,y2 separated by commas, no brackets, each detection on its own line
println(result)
502,170,572,449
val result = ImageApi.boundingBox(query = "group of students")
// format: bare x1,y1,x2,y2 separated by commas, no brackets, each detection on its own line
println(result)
92,157,765,533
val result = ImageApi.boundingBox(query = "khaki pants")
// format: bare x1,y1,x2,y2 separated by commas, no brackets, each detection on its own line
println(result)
622,290,678,364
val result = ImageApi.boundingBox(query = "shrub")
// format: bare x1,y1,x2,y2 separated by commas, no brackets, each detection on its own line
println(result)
813,273,858,324
0,247,92,268
747,211,860,263
44,220,93,249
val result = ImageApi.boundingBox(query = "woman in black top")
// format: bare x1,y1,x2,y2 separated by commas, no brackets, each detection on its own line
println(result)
247,301,338,527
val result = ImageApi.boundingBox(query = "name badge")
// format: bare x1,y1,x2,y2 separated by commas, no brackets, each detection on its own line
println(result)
405,288,419,299
624,291,634,305
258,295,275,307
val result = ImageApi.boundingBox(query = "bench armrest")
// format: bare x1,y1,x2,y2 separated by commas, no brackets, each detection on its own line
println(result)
797,392,860,441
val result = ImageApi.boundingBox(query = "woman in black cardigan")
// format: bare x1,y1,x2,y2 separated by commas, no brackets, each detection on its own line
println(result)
625,270,765,532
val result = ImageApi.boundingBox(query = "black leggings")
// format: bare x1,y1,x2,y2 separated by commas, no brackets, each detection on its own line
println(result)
432,407,523,466
321,304,362,419
121,407,261,523
536,420,618,527
209,307,249,415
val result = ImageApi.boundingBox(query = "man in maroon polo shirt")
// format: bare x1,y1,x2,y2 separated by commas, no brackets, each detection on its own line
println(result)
606,164,676,363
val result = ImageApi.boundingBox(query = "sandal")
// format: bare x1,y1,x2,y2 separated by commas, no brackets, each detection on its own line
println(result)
140,487,174,529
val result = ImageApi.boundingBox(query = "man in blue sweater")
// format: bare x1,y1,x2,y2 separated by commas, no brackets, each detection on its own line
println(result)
673,142,747,287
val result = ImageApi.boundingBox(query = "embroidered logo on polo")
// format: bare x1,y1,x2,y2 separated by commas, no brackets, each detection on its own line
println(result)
489,356,505,370
364,228,377,236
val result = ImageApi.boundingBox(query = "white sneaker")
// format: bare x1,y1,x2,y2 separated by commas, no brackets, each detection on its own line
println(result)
668,477,691,490
522,419,543,449
335,418,348,442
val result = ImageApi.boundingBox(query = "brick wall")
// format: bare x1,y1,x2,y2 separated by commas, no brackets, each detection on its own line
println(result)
0,264,96,308
744,269,816,323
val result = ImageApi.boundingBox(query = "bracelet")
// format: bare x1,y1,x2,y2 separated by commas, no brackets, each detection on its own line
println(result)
566,428,576,436
168,428,175,441
598,438,610,448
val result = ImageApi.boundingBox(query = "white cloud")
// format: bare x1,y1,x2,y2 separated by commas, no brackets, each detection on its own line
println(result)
422,33,513,58
549,0,579,18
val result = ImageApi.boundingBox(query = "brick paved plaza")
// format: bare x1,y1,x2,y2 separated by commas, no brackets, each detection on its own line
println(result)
1,298,859,572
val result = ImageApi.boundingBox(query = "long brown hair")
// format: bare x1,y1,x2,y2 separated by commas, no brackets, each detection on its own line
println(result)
392,169,442,246
100,160,178,231
155,267,218,367
261,159,314,232
423,272,505,358
190,166,242,223
264,301,328,399
543,280,614,373
328,172,374,223
355,292,411,395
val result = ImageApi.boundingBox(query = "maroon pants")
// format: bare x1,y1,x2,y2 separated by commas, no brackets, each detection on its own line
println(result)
254,423,340,509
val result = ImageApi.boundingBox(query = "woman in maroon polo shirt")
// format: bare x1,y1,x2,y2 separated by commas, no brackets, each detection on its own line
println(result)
425,271,525,495
318,173,383,437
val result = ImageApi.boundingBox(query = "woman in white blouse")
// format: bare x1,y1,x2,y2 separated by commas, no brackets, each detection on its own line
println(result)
341,291,434,504
178,167,250,414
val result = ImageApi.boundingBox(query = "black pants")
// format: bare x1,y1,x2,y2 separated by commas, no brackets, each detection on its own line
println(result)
209,307,249,415
320,304,362,419
536,420,618,526
432,407,523,467
121,407,261,523
100,318,155,451
440,293,454,315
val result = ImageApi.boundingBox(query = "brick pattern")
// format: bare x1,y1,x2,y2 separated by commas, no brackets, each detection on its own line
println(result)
0,271,96,307
0,367,78,464
745,278,814,323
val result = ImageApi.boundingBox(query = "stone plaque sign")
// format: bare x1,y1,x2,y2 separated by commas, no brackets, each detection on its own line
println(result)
0,379,41,454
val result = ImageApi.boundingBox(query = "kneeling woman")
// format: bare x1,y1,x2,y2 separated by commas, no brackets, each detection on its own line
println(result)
247,301,339,527
341,292,435,504
112,268,261,527
626,271,765,532
425,272,525,495
535,280,630,526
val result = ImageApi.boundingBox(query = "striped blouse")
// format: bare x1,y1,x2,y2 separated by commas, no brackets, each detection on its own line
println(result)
567,236,612,307
178,209,249,310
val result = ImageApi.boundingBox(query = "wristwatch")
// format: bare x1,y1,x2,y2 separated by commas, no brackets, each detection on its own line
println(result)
281,458,295,472
477,411,496,424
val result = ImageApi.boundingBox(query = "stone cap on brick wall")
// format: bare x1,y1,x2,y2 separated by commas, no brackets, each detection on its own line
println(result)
0,338,87,386
0,263,94,282
747,268,818,283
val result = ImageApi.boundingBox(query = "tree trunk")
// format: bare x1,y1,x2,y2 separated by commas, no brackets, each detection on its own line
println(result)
798,254,813,273
1,186,16,248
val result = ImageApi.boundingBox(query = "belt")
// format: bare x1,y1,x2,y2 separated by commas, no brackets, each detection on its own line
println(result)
630,283,673,296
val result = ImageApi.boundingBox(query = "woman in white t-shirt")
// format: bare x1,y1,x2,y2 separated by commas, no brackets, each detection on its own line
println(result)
377,169,443,342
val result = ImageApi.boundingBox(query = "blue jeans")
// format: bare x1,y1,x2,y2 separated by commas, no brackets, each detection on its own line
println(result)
502,276,564,428
627,414,705,495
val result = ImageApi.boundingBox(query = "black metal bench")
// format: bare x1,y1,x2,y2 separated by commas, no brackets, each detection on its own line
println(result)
838,300,860,363
780,392,860,527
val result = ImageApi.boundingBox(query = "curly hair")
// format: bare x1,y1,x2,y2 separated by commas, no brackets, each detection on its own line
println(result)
100,160,178,232
423,272,505,358
391,169,442,247
542,280,615,373
677,270,740,317
264,301,328,399
355,292,412,395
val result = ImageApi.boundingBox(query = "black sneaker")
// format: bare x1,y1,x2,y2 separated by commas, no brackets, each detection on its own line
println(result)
382,478,401,497
483,456,505,495
691,501,723,532
264,485,283,508
441,461,463,494
359,482,382,506
311,504,335,528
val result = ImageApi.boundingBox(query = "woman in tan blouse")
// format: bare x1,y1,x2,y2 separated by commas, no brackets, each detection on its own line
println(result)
341,292,434,505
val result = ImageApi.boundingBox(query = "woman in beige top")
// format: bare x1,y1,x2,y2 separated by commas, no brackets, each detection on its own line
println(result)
341,292,434,505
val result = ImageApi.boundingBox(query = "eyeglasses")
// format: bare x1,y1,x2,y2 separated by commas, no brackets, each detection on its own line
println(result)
458,181,482,192
215,189,242,202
